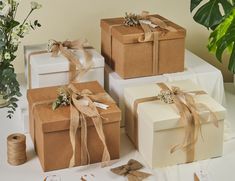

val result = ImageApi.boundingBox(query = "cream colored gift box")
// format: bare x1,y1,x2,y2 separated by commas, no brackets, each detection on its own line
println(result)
24,44,104,89
124,80,226,168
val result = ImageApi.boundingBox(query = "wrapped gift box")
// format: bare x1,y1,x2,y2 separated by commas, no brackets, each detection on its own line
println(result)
24,44,105,89
27,81,121,171
101,14,186,79
105,50,225,127
124,80,226,168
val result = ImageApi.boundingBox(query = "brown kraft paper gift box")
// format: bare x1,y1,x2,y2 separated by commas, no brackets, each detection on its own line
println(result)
101,14,186,79
27,81,121,171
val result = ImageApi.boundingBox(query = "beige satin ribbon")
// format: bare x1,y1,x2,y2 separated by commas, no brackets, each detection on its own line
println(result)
111,159,151,181
138,11,176,75
132,83,218,162
68,84,113,167
27,40,93,88
159,83,218,162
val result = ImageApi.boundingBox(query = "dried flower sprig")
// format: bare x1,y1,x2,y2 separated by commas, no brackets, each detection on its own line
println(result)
52,87,71,110
157,90,174,104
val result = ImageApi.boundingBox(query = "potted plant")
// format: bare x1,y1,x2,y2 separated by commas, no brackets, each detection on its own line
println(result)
0,0,41,118
190,0,235,82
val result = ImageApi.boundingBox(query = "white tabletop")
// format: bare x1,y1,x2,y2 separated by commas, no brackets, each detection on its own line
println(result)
1,103,235,181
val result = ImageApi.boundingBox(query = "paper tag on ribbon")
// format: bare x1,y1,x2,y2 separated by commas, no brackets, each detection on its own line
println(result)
94,102,109,110
44,175,61,181
139,20,158,28
79,99,109,110
195,169,211,181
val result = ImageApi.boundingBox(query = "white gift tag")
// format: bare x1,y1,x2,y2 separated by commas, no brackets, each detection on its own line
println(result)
94,102,109,110
139,20,158,28
139,20,151,25
45,175,61,181
149,23,158,28
195,169,211,181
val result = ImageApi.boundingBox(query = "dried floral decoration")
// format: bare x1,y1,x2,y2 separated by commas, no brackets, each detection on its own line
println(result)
52,87,70,110
157,90,174,104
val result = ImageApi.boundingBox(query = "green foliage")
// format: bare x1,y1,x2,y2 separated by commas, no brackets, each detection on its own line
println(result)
0,0,42,118
191,0,235,73
52,87,70,110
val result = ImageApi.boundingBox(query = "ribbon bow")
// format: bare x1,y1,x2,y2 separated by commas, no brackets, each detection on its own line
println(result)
137,11,177,42
48,39,93,83
111,159,151,181
68,84,112,167
157,83,218,162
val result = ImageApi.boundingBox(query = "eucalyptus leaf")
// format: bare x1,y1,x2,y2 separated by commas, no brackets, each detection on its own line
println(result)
0,41,5,49
10,97,19,102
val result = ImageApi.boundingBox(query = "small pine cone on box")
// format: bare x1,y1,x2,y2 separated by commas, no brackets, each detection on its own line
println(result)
124,12,140,26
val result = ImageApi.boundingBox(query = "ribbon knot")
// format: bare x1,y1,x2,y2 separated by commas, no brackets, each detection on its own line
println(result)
47,39,93,83
111,159,151,181
137,11,177,43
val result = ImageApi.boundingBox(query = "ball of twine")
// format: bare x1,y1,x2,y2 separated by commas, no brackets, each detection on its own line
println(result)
7,133,27,166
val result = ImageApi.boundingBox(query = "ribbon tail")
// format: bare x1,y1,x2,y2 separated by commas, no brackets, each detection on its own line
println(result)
196,103,219,127
69,103,80,167
92,116,110,167
80,113,90,165
138,22,152,42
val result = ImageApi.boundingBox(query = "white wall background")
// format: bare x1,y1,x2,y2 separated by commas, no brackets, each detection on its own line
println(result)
14,0,233,81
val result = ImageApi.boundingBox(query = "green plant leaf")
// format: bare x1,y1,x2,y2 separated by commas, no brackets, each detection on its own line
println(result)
208,9,235,53
212,9,235,73
192,0,234,29
190,0,203,12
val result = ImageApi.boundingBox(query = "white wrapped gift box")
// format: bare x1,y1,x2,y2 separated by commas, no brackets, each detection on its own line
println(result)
105,50,225,127
124,80,226,168
24,44,104,89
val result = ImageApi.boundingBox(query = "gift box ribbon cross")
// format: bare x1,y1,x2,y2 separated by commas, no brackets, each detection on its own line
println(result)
108,11,177,75
28,39,93,89
31,83,115,167
133,83,218,163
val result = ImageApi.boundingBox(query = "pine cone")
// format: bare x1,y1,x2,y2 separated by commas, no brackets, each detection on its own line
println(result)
124,12,140,26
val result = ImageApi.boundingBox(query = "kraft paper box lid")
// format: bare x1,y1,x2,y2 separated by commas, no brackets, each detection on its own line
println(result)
29,49,104,75
124,79,226,131
101,14,186,44
27,81,121,133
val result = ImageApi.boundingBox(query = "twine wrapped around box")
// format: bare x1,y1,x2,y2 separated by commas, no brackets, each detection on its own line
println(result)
7,133,27,166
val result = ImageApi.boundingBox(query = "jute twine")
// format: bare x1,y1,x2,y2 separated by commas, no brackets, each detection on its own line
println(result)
7,133,27,166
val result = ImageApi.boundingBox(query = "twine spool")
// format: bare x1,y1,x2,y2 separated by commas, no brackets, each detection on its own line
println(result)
7,133,27,166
